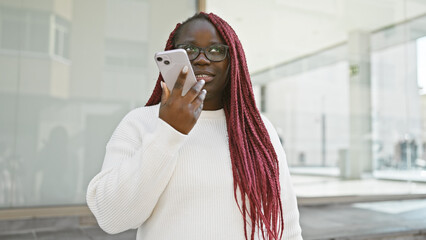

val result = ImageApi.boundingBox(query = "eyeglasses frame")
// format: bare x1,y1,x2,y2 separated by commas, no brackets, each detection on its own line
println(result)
175,44,229,62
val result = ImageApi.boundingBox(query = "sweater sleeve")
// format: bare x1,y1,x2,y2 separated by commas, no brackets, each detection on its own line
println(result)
261,116,303,240
86,108,187,234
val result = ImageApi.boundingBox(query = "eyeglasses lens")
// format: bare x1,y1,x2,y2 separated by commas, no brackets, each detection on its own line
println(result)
177,44,228,62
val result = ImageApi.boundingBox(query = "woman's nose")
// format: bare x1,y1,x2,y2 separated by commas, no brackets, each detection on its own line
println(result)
193,51,211,65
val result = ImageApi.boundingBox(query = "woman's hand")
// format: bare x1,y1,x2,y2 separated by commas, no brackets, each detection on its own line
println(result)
159,66,207,135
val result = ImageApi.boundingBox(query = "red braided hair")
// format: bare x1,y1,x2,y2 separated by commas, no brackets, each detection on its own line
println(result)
146,12,284,240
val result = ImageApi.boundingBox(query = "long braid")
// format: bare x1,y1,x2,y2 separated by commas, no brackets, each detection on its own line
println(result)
209,13,284,240
146,12,284,240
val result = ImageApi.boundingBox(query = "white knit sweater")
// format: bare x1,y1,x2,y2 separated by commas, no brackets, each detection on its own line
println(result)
86,104,302,240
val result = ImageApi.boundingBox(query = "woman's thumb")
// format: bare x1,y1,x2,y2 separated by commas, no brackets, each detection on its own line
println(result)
160,81,170,104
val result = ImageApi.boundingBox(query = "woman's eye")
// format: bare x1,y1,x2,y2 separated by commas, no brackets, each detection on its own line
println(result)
209,46,224,53
185,46,197,52
210,47,219,52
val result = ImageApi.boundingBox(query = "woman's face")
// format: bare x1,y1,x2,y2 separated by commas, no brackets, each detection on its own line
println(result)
174,19,230,110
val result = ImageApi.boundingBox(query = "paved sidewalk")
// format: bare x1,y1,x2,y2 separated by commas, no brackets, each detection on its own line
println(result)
300,199,426,240
1,199,425,239
0,217,137,240
1,175,426,239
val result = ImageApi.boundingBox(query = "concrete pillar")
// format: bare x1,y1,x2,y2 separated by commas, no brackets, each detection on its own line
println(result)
347,30,372,179
260,85,267,112
70,0,106,99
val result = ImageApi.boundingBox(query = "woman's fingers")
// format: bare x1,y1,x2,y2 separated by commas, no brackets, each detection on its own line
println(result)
158,65,207,135
160,81,170,105
184,80,205,102
169,65,206,106
193,89,207,115
171,66,189,96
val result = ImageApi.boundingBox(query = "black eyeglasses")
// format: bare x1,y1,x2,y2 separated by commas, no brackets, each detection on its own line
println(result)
176,44,229,62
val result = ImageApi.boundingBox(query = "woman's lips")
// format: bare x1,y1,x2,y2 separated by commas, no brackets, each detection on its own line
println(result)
195,74,214,82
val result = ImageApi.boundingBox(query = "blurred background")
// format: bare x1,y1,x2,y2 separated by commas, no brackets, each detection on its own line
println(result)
1,0,426,239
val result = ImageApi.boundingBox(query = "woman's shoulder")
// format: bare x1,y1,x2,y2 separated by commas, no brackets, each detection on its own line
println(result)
107,104,161,145
259,113,275,133
122,104,160,121
259,113,284,146
115,104,160,131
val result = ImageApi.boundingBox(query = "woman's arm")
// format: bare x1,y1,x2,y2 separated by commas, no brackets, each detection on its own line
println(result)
86,108,186,234
87,68,206,234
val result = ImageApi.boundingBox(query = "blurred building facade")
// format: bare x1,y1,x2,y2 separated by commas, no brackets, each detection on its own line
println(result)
0,0,196,208
1,0,426,211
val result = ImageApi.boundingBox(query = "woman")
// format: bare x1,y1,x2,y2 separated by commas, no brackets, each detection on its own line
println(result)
87,12,302,240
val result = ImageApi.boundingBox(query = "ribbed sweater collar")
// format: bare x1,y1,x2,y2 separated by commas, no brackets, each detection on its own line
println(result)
199,108,225,120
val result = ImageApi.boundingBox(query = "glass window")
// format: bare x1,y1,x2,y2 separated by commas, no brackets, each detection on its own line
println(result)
0,0,196,208
370,16,426,182
0,8,23,50
25,11,50,53
418,36,426,95
206,1,426,184
0,7,49,53
104,38,147,70
53,16,70,59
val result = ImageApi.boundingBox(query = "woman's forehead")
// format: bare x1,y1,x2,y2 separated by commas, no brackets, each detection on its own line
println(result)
176,19,224,44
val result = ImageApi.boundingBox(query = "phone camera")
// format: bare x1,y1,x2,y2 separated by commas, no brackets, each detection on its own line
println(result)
156,57,163,62
164,60,170,65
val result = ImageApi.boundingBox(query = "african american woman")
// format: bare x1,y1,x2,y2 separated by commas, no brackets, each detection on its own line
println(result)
87,12,303,240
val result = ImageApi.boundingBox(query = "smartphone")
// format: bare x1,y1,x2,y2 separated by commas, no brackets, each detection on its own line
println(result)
154,49,197,96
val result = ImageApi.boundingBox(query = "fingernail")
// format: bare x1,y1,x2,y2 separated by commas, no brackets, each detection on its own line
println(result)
201,90,207,99
199,79,205,85
160,81,164,89
182,65,188,74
